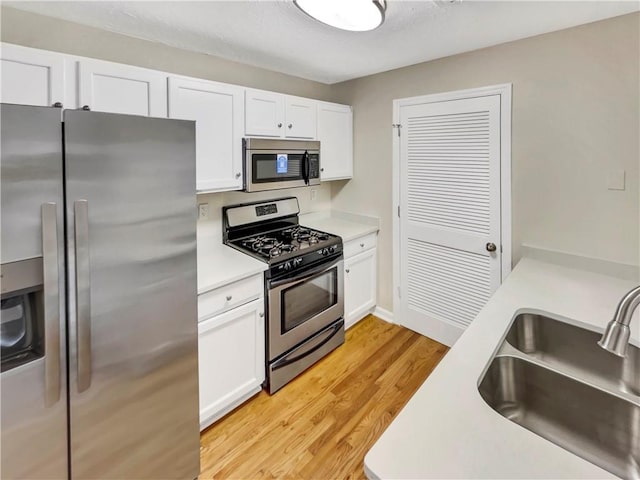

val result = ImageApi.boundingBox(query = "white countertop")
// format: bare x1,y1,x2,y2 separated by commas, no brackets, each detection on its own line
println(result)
196,211,377,295
197,243,267,295
299,211,379,242
365,258,639,479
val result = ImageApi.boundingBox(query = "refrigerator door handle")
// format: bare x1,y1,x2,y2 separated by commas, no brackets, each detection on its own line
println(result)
42,202,61,406
74,199,92,393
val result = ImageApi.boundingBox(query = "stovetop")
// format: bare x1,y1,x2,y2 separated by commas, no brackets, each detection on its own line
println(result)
223,197,343,279
229,225,340,263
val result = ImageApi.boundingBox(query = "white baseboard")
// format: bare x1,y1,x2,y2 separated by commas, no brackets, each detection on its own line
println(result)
373,306,394,324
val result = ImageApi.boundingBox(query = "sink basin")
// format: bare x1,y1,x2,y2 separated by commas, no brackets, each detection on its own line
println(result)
479,355,640,480
505,312,640,397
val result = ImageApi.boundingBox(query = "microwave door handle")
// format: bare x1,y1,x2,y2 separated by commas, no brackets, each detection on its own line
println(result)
42,203,61,406
302,150,309,185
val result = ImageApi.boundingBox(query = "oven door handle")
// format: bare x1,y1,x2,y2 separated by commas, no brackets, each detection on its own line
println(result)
269,256,342,289
271,320,343,371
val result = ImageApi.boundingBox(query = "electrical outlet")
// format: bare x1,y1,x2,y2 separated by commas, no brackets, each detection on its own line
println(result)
607,169,625,191
310,189,317,201
198,203,209,220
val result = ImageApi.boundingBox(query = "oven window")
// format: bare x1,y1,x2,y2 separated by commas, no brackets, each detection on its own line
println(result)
253,153,303,183
281,267,338,333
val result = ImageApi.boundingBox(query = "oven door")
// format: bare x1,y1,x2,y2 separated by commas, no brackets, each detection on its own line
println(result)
267,257,344,361
245,150,320,192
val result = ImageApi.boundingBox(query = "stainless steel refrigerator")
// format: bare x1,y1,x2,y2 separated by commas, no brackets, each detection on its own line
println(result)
0,104,200,479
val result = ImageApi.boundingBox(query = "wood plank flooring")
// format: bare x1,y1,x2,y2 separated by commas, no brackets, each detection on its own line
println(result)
199,315,448,479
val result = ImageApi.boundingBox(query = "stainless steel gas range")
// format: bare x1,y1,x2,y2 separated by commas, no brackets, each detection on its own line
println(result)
223,197,344,394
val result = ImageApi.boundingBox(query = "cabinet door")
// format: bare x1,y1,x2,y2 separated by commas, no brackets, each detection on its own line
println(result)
198,298,265,430
168,77,244,192
245,89,285,137
344,248,377,329
1,44,65,107
284,96,317,139
318,102,353,180
78,59,167,117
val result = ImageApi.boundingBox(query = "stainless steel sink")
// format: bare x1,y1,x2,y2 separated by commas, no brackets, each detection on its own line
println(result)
479,356,640,480
505,312,640,396
479,311,640,479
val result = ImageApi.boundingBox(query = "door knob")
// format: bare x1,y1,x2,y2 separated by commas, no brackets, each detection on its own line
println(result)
486,242,497,252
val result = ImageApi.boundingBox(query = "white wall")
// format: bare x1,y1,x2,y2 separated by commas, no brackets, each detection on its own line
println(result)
330,12,640,311
196,185,333,246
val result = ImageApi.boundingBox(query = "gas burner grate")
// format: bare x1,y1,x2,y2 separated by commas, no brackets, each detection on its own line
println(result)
282,227,330,244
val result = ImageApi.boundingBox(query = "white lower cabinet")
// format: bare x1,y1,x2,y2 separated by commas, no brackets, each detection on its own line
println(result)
344,238,377,329
198,297,265,430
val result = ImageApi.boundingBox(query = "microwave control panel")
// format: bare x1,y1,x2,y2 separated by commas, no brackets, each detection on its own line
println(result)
309,154,320,178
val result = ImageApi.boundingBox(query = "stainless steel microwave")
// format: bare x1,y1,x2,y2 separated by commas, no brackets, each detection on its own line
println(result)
243,138,320,192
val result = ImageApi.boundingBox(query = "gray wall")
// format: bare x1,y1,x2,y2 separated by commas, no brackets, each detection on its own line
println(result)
0,6,335,100
2,6,638,314
0,6,337,245
330,12,640,311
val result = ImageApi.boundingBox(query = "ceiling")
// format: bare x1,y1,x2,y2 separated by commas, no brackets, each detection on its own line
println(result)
6,1,639,84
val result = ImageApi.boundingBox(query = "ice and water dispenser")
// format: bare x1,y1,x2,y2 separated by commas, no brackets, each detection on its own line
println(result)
1,258,45,372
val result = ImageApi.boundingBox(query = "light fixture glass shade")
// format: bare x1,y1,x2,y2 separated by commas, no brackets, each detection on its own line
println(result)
294,0,386,32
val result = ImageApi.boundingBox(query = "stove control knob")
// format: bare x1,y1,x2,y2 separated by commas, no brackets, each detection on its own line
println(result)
283,261,293,271
293,258,303,267
329,245,337,254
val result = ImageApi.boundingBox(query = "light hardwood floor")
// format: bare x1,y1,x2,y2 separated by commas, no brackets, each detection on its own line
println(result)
199,315,448,479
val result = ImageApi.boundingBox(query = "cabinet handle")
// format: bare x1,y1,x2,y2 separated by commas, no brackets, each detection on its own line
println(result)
259,312,265,318
52,102,63,108
277,123,283,128
360,243,365,248
235,172,241,179
81,105,91,111
320,168,324,172
288,123,293,129
226,295,232,301
345,269,350,274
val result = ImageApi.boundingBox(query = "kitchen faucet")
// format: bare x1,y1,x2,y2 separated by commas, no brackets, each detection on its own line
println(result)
598,285,640,357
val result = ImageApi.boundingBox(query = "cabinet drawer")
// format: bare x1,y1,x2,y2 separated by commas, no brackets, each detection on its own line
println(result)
198,274,263,321
344,233,377,259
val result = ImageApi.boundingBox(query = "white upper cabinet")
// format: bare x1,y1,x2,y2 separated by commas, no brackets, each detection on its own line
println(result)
78,59,167,117
245,89,285,137
168,77,244,192
0,44,65,107
245,89,317,139
284,96,317,139
317,102,353,180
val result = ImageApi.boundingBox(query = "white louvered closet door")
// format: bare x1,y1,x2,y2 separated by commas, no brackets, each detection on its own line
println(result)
399,95,502,346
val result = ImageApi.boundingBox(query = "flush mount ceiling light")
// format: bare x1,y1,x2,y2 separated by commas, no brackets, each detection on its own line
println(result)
294,0,386,32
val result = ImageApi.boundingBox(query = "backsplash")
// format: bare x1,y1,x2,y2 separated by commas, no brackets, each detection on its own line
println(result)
197,183,333,246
